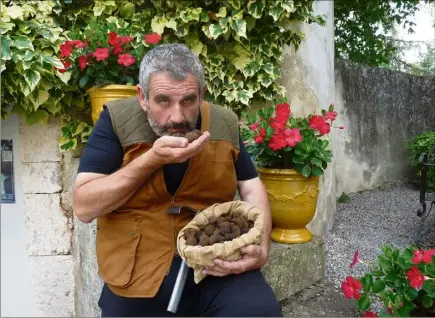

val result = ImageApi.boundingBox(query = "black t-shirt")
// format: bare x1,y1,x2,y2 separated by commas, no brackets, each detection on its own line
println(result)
78,108,258,195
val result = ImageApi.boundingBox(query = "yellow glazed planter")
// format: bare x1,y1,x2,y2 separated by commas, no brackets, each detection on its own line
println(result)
87,84,138,124
257,167,319,244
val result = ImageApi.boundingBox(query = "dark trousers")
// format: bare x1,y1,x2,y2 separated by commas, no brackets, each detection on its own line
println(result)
99,256,282,317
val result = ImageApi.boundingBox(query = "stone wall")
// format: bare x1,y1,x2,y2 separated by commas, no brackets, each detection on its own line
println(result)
334,59,435,195
20,119,75,317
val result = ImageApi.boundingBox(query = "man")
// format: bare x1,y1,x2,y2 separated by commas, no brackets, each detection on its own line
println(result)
73,43,281,317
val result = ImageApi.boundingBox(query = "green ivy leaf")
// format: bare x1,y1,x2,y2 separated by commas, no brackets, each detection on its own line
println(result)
258,73,274,88
6,4,24,20
357,294,371,312
180,8,202,23
216,7,227,18
29,90,50,110
227,0,242,10
43,100,62,115
243,60,261,77
1,35,13,61
230,18,247,38
209,23,227,39
269,3,284,22
1,22,15,34
13,35,34,51
247,0,266,19
151,16,168,34
263,62,280,76
302,164,311,177
55,70,71,84
232,54,251,71
26,109,49,125
23,69,41,93
42,56,64,69
236,89,255,106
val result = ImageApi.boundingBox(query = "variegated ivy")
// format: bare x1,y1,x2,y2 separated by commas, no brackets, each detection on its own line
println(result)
150,0,325,113
1,0,324,152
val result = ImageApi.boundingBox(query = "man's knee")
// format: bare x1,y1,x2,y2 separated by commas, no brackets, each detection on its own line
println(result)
231,294,282,317
202,270,282,317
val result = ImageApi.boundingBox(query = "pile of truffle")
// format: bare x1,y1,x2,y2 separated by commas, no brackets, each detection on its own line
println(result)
184,214,255,246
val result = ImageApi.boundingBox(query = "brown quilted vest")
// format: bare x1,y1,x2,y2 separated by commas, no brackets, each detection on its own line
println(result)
95,96,240,297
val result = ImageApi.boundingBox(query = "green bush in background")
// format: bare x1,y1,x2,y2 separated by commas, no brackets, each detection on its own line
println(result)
408,131,435,192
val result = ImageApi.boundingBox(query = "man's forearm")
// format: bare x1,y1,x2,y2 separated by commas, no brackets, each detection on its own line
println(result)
73,151,160,223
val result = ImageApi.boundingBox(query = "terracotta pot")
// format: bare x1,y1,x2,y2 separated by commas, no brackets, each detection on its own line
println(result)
87,84,137,124
257,167,319,244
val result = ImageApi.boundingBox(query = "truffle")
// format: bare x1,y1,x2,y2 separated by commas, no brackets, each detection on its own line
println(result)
184,212,256,246
204,224,216,236
185,129,202,143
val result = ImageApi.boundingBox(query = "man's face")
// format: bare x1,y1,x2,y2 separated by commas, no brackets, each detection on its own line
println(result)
137,72,204,137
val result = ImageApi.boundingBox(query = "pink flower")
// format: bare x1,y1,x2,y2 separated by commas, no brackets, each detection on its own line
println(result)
284,128,303,147
325,111,337,121
413,249,435,264
350,250,360,268
249,122,259,131
364,311,379,317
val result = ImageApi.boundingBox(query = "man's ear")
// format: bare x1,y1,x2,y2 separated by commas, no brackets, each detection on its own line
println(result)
136,84,147,112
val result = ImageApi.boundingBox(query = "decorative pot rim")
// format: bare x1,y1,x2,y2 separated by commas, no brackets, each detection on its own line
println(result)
87,84,137,94
257,167,300,175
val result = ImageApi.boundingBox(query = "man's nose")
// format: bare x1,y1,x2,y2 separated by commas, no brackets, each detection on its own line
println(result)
170,104,184,123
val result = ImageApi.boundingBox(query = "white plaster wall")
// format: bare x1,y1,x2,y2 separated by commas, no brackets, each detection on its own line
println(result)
1,115,39,317
280,0,336,236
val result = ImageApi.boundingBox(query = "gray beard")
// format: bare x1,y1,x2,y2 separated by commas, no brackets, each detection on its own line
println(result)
147,110,198,137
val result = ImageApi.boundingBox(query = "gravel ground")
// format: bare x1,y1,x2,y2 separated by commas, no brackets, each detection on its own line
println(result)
324,182,435,288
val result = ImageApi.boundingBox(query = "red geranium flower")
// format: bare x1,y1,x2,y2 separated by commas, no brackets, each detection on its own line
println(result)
93,48,109,61
145,33,162,44
341,276,362,300
406,266,424,289
118,53,136,66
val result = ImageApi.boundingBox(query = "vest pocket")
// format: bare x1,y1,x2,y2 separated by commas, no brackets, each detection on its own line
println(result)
96,215,142,287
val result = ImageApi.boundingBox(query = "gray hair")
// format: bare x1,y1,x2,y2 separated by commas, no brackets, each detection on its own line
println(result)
138,43,206,99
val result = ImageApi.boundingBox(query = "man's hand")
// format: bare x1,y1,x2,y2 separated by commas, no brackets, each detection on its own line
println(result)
203,242,269,277
149,131,210,166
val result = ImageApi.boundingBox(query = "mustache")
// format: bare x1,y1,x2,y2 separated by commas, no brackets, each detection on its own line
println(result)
164,122,193,131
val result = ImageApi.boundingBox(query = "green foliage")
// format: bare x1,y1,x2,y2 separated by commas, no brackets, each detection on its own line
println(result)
0,0,84,123
408,130,435,192
335,0,420,66
150,0,325,114
1,0,323,151
343,245,435,317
